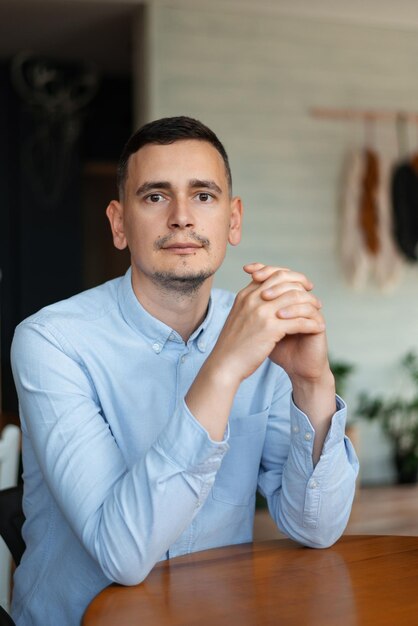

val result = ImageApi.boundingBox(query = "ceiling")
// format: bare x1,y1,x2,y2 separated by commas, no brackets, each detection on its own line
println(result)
3,0,418,79
0,1,139,76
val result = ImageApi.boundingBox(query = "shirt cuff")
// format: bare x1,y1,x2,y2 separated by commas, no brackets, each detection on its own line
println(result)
290,394,347,455
155,399,229,475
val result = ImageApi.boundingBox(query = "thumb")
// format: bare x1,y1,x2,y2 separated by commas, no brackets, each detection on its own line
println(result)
243,262,265,275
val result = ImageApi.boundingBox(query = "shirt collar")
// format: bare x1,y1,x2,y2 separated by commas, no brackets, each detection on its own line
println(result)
118,268,214,353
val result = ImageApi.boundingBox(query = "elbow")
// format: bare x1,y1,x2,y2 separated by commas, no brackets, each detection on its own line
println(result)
278,514,347,550
101,557,152,586
283,528,343,550
95,541,156,587
111,570,148,587
300,532,342,550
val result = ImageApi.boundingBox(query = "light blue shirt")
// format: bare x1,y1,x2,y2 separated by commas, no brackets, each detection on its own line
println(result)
11,268,358,626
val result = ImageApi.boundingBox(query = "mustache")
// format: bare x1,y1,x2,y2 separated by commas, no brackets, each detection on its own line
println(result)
154,232,210,250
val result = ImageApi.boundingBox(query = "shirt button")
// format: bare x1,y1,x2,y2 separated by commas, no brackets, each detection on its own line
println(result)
195,500,202,509
304,432,312,441
309,480,318,489
180,355,186,364
292,425,300,434
197,340,206,351
152,342,161,354
169,333,176,341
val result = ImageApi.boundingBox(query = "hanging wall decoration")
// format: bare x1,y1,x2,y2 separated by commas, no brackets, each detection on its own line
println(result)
310,107,418,291
10,51,99,209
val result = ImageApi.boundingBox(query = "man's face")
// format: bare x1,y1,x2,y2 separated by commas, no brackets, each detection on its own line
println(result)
107,139,242,295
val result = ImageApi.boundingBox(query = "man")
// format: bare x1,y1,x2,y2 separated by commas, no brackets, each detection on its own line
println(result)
11,116,358,625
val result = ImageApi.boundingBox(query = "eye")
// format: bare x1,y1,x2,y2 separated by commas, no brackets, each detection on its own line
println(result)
196,192,214,203
145,193,165,203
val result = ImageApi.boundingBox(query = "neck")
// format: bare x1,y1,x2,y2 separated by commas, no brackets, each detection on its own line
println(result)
131,269,213,341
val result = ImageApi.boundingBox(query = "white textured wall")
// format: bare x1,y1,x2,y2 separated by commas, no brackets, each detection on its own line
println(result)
137,1,418,483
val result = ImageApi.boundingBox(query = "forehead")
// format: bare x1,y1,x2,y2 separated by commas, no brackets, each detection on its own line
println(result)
126,140,228,189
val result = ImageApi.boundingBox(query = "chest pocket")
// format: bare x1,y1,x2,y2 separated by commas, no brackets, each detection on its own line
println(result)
212,408,269,506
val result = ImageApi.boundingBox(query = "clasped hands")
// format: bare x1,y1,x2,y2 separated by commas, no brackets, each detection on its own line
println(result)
213,262,333,390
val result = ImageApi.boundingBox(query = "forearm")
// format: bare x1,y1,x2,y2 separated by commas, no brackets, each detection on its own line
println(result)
185,356,240,441
291,368,336,465
94,412,224,584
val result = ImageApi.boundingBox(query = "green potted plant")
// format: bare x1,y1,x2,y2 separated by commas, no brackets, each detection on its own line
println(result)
357,351,418,484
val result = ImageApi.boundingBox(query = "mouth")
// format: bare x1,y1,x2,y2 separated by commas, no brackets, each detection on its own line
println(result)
162,242,203,254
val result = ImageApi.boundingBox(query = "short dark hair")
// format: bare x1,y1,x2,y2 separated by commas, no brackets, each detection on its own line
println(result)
117,116,232,198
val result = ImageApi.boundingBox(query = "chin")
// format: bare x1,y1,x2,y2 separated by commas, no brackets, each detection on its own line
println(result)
151,269,214,294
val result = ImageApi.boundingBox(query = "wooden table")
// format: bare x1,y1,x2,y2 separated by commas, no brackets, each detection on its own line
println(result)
83,535,418,625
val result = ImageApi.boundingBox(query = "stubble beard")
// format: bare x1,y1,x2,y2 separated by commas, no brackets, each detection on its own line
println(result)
151,268,214,297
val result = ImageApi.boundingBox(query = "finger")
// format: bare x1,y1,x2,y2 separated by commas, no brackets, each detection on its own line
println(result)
244,263,293,278
265,290,322,311
243,262,266,274
253,269,313,295
235,278,263,302
236,272,286,305
252,266,313,290
276,303,324,320
260,282,315,301
278,317,326,335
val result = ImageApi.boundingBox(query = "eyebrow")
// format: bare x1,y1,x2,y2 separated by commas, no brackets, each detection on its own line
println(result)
135,181,172,196
189,179,223,194
135,179,223,196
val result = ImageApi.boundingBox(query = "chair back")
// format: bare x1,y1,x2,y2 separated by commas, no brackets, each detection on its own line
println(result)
0,486,25,565
0,426,20,490
0,604,15,626
0,425,21,613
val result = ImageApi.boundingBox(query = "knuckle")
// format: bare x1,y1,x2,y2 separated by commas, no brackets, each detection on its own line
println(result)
276,269,288,280
290,289,305,304
257,305,270,321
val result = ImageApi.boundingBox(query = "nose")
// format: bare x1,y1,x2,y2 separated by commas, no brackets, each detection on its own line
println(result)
167,197,194,229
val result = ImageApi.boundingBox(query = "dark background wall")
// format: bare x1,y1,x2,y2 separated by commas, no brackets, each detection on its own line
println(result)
0,63,132,412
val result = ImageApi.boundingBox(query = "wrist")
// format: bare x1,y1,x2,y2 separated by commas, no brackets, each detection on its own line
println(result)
291,368,336,424
202,348,246,390
200,354,243,394
290,368,336,399
185,356,241,442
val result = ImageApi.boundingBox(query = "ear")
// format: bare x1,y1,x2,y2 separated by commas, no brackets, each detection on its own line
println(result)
106,200,128,250
228,196,243,246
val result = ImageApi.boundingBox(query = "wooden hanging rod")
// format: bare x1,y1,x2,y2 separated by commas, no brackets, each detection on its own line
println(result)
311,107,418,123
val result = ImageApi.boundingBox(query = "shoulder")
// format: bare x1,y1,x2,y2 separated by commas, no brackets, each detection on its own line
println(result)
13,276,124,344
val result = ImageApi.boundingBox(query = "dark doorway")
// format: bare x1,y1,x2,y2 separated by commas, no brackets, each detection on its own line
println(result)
0,2,137,413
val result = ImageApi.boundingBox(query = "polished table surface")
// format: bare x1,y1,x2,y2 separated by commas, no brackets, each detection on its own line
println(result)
83,535,418,625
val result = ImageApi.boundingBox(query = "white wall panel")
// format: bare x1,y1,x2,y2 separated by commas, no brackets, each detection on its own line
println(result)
138,2,418,483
